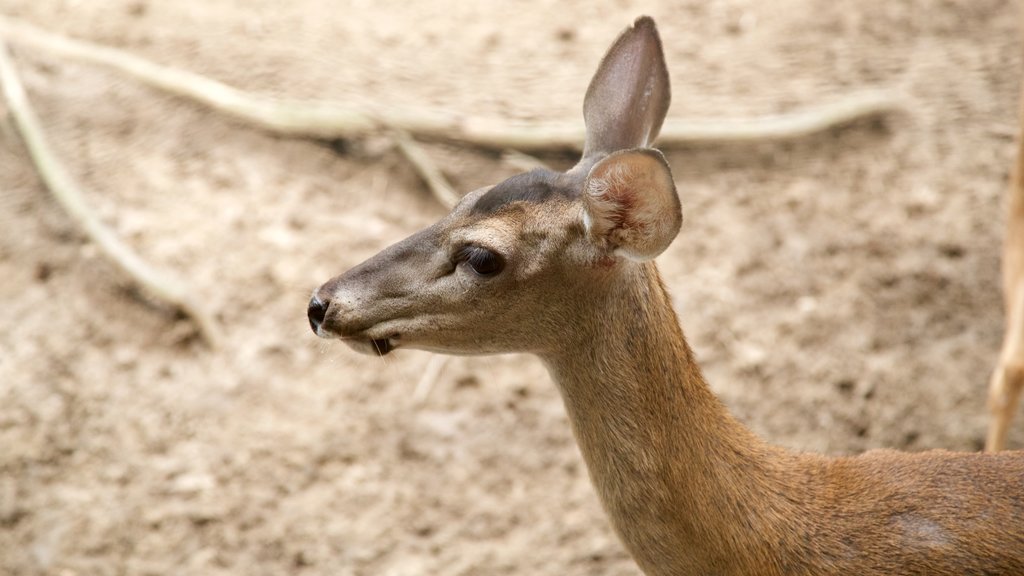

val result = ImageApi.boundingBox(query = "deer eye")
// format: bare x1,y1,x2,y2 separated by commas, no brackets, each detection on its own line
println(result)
455,245,504,276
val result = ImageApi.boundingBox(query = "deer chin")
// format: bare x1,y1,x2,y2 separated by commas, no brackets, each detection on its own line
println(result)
341,335,399,357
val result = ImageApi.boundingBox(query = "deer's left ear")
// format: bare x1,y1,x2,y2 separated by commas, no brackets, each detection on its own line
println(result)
582,148,681,262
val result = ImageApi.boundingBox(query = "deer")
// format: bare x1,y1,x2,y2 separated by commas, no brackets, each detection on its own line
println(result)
987,86,1024,452
308,16,1024,576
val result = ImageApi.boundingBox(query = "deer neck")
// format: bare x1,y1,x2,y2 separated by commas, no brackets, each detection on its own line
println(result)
541,262,809,575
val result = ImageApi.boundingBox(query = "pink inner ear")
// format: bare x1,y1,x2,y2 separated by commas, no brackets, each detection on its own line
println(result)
583,149,681,261
586,152,655,231
589,167,638,230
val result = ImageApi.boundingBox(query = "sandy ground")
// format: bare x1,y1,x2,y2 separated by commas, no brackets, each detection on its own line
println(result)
0,1,1021,574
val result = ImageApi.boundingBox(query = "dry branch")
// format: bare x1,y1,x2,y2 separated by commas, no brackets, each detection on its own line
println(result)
0,38,221,347
413,354,451,406
393,131,460,209
501,149,550,172
0,16,904,152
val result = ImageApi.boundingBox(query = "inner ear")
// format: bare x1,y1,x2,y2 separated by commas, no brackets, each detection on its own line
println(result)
582,149,681,262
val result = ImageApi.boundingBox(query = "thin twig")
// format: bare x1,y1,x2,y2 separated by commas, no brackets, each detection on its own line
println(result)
501,149,550,172
413,354,450,406
0,38,221,347
393,131,461,209
0,16,904,151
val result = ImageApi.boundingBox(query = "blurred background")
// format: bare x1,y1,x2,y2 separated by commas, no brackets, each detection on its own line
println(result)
0,1,1020,574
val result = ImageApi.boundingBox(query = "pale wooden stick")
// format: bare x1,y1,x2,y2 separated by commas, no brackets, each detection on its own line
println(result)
0,16,449,138
413,354,451,406
0,16,903,151
0,39,221,347
501,149,550,172
393,131,461,209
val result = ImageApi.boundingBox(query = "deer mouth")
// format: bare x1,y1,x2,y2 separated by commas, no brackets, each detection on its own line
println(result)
370,337,395,356
339,334,399,357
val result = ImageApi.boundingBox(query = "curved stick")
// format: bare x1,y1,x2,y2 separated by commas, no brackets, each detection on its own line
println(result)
0,38,221,347
0,16,903,151
393,131,460,208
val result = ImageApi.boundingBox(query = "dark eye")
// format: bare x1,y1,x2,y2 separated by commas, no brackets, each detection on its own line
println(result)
456,245,504,276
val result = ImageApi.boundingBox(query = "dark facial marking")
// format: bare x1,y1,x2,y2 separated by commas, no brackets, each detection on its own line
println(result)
472,169,575,215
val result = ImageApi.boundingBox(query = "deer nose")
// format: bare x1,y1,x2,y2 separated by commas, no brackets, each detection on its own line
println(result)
308,295,329,335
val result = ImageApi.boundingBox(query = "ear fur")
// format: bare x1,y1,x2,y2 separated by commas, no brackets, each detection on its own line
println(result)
581,16,671,159
582,149,681,262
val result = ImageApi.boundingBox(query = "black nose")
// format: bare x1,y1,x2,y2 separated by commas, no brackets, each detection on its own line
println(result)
308,295,329,334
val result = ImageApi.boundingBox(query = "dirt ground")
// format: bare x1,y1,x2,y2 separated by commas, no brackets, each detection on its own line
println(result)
0,1,1021,575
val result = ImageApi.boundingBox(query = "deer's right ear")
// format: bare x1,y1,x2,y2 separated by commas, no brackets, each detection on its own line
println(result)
582,149,681,262
582,16,671,159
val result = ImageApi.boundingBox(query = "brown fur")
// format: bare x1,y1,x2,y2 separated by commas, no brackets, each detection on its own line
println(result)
545,263,1024,575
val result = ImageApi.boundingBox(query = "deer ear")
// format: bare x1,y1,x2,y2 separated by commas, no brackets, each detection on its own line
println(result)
582,149,681,262
582,16,670,158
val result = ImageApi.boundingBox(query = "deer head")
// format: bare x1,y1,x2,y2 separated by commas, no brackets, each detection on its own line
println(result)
308,16,679,358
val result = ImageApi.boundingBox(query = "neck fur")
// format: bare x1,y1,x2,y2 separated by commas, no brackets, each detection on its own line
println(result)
540,263,812,575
